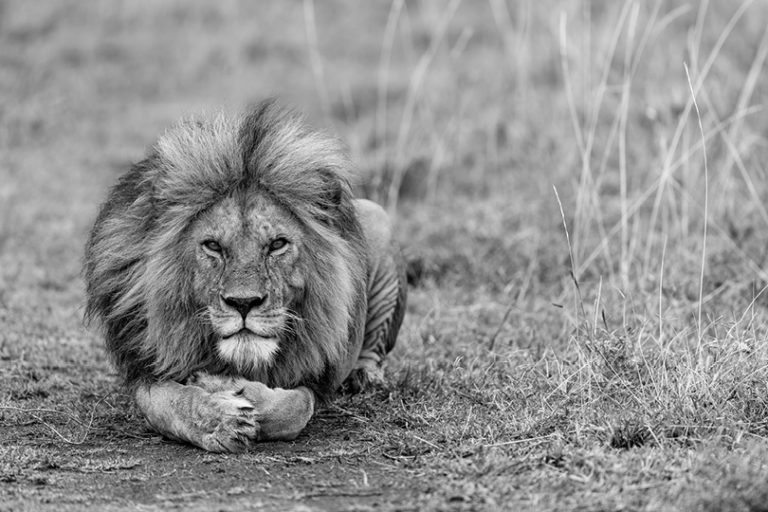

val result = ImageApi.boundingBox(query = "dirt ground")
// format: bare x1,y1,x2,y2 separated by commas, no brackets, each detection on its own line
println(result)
3,408,435,511
4,1,768,511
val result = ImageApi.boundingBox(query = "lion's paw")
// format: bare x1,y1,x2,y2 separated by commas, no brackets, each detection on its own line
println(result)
196,390,260,453
342,365,386,395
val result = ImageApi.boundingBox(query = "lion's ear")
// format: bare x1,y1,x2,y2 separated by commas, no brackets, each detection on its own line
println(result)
311,168,362,238
311,167,351,215
320,169,345,207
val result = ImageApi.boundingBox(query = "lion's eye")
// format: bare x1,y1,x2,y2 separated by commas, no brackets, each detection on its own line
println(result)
269,238,288,252
202,240,223,253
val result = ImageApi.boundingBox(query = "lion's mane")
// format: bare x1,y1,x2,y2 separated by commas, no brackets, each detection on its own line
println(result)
84,100,368,400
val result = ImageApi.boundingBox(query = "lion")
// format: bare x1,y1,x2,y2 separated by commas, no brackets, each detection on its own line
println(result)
84,100,407,452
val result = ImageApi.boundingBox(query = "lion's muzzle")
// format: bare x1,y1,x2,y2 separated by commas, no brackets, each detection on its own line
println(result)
220,292,268,319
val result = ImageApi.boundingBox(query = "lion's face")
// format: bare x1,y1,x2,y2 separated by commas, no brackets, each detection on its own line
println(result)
189,192,306,372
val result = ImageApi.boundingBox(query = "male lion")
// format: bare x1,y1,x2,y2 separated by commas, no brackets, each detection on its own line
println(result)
84,100,406,452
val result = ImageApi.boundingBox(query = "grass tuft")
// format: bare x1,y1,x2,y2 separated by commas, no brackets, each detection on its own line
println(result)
3,0,768,509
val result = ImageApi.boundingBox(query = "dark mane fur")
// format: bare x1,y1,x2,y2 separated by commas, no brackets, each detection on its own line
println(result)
84,100,367,400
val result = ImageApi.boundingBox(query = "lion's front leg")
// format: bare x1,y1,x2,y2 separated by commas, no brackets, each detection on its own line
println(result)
189,373,316,441
135,381,259,452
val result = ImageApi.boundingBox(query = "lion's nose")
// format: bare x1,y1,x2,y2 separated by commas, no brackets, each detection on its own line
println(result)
221,293,267,319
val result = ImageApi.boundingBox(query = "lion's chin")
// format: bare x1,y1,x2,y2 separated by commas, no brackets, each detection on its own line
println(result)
217,332,279,374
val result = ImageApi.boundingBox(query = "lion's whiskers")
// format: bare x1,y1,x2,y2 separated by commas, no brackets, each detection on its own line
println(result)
280,309,304,338
194,307,212,323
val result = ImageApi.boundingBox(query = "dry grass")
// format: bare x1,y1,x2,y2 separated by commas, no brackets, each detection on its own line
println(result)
2,0,768,510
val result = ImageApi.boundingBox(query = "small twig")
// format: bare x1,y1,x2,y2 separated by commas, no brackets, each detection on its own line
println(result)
301,489,383,499
553,185,586,321
1,396,105,445
327,403,369,423
0,406,90,427
684,62,708,349
488,303,515,351
411,434,440,450
658,235,667,344
483,433,557,448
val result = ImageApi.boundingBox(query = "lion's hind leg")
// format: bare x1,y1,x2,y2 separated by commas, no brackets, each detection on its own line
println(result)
345,200,408,393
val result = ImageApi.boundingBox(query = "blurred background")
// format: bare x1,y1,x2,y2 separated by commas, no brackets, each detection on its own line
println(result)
2,0,768,346
4,1,768,508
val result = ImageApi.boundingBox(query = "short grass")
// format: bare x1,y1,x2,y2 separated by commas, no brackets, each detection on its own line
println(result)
3,1,768,510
